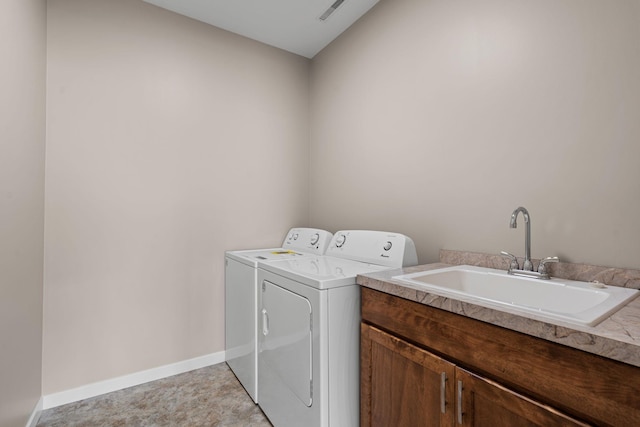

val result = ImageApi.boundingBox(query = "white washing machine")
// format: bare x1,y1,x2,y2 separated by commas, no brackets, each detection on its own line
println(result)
225,228,333,403
257,230,418,427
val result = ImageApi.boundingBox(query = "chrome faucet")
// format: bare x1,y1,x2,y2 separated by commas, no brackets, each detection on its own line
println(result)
510,207,533,271
501,207,559,280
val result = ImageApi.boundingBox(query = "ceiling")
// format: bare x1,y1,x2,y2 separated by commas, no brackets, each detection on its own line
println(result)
142,0,381,58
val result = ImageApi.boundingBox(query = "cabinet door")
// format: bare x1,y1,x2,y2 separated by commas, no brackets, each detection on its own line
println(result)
361,323,456,427
455,368,590,427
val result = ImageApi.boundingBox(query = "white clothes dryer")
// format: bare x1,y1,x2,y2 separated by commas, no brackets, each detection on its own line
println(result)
225,228,333,403
257,230,418,427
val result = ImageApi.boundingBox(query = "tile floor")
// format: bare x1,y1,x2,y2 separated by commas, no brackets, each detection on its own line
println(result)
37,363,272,427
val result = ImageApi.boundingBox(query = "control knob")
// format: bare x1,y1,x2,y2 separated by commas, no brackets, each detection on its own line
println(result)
383,241,393,251
335,234,347,248
310,233,320,245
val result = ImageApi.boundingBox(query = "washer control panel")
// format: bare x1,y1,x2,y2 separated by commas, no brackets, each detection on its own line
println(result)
282,228,333,254
326,230,418,268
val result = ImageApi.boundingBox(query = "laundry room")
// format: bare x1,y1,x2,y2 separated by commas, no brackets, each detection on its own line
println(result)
2,0,639,426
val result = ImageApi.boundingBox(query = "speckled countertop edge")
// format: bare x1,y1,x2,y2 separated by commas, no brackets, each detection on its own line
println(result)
357,251,640,369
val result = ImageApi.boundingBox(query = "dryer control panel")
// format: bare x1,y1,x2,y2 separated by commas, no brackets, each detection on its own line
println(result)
325,230,418,268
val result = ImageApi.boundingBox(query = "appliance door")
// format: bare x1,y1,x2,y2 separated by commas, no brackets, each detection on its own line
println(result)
260,279,313,407
225,257,258,402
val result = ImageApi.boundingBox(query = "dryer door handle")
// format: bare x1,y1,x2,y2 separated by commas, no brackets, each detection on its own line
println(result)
262,308,270,336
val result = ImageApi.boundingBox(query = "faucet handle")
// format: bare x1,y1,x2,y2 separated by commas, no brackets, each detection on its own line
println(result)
500,251,519,271
537,256,559,275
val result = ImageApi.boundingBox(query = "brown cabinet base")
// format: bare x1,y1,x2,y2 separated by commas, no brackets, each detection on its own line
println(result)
361,287,640,427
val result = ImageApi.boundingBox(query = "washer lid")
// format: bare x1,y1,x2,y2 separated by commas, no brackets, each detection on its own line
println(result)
225,228,333,267
226,248,312,267
259,256,391,290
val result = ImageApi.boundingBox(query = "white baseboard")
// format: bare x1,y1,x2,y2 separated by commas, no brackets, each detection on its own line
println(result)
42,351,225,410
25,396,43,427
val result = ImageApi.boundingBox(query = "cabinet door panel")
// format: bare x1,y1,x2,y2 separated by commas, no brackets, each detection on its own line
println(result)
456,368,590,427
361,324,455,427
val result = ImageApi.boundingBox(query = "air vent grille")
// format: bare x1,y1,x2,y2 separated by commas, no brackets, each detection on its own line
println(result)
319,0,345,21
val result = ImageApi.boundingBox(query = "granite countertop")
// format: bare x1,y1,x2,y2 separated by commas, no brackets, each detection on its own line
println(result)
357,251,640,369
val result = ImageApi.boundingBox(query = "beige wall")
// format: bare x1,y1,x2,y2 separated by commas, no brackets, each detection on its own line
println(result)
310,0,640,269
34,0,640,401
44,0,310,394
0,0,46,425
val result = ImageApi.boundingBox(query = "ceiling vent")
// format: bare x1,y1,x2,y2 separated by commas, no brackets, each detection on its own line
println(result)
319,0,346,21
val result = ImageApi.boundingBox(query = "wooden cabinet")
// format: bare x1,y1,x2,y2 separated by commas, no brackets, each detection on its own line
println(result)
362,324,587,427
455,367,586,427
360,287,640,427
361,323,455,426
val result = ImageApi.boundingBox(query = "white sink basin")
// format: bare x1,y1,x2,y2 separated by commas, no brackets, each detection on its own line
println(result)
393,265,639,326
